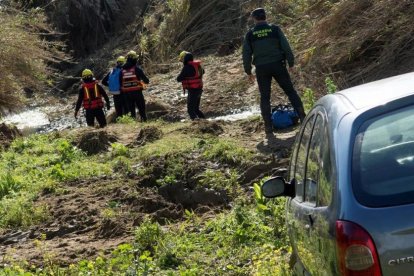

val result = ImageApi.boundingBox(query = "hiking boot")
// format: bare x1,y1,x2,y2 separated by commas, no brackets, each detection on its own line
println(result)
296,106,306,123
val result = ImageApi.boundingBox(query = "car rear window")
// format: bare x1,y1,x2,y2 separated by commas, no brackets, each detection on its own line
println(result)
353,105,414,207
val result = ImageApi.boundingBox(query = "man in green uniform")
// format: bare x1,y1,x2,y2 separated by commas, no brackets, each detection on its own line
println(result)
243,8,306,134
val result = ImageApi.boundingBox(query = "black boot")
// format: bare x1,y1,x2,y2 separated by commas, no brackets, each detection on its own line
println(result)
296,106,306,123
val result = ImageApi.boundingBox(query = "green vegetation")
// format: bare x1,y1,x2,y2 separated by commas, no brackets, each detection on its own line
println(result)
199,169,240,196
0,122,292,274
0,134,111,228
303,88,316,113
202,139,254,166
116,115,137,125
325,77,337,94
2,201,290,275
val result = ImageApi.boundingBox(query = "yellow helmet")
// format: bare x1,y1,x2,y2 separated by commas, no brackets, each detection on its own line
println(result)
117,55,126,64
126,50,138,59
179,51,189,62
81,69,93,78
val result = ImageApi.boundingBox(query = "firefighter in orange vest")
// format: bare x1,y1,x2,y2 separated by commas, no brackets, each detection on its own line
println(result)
74,69,111,128
176,51,205,120
120,50,150,121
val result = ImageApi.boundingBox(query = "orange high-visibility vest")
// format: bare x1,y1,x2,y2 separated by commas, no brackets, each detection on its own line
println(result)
121,67,144,92
82,82,104,109
182,60,203,90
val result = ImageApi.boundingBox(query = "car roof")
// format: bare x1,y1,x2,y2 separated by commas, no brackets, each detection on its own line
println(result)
336,72,414,110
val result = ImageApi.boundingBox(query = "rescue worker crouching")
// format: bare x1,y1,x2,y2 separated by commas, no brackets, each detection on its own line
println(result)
102,56,127,118
121,50,150,122
75,69,111,128
176,51,205,120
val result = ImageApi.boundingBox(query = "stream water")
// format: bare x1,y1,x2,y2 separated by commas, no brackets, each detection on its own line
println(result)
1,103,261,135
1,105,78,135
210,106,260,122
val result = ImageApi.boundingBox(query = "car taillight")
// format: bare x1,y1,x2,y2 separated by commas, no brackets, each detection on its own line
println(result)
336,220,382,276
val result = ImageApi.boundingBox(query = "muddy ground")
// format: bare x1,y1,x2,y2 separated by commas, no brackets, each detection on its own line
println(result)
0,119,296,266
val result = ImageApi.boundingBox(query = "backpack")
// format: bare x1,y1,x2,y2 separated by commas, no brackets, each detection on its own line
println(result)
271,104,299,129
108,67,122,94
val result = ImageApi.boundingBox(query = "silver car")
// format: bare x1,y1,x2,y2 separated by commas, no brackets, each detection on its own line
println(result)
262,72,414,275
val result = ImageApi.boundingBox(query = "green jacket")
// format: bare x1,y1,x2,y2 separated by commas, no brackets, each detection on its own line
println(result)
242,22,294,75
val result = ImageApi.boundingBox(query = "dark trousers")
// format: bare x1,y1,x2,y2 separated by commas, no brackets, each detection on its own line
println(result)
187,89,205,120
125,90,147,121
256,62,305,127
85,108,107,128
113,94,125,118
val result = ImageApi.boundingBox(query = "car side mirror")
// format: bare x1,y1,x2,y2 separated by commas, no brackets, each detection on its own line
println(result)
261,176,295,198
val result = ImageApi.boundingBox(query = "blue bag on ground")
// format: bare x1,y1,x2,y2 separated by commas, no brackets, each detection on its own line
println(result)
271,104,299,129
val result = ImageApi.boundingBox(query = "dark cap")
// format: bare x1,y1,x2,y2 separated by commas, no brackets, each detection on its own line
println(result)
251,8,266,20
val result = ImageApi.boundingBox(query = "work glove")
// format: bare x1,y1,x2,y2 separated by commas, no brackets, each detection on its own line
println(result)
107,103,111,110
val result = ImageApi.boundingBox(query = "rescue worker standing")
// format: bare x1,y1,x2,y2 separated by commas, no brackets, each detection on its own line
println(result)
102,56,126,118
177,51,205,120
243,8,306,134
75,69,111,128
121,50,150,122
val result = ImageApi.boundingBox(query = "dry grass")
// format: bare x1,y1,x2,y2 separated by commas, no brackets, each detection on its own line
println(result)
303,0,414,87
0,4,64,113
137,0,244,67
